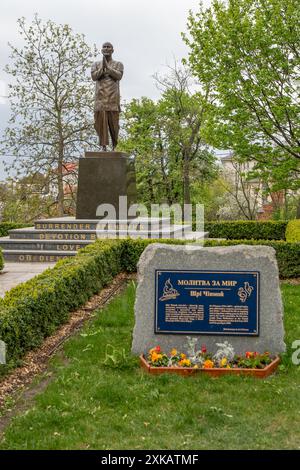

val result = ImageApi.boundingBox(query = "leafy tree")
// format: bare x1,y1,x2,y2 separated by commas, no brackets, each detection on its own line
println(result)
191,178,227,221
218,158,262,220
184,0,300,198
120,97,166,205
1,15,98,216
121,64,218,206
0,176,56,223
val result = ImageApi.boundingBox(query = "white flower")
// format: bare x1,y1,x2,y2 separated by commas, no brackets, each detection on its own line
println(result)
213,341,235,365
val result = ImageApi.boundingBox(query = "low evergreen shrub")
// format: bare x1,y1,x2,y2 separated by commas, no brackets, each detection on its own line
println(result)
285,220,300,242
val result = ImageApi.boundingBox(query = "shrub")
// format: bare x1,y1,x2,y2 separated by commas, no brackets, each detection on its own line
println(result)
120,238,299,279
285,220,300,242
0,240,123,370
0,223,31,237
203,221,287,240
203,239,300,279
119,238,185,272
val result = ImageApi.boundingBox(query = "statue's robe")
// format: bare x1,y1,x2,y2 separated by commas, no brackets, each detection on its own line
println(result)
91,59,124,148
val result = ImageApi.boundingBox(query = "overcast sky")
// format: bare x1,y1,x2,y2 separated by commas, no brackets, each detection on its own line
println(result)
0,0,213,178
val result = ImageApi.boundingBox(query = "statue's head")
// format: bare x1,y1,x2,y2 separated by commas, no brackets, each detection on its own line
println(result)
101,42,114,57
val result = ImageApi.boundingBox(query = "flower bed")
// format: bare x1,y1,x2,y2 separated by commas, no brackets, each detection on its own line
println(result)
140,343,280,378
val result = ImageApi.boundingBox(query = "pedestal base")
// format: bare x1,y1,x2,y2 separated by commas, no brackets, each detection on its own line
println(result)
76,151,136,219
0,216,208,262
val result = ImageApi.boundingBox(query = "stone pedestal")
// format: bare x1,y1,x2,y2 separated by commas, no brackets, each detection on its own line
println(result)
76,151,137,219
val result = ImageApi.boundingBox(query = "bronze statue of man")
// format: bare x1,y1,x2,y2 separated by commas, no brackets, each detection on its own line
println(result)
91,42,124,151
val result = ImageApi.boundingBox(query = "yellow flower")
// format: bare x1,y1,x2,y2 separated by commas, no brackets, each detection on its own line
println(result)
220,357,228,367
171,348,178,357
203,359,214,369
178,358,191,367
180,353,186,359
151,352,159,361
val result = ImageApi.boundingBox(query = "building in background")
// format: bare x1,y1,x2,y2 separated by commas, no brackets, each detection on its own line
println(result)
220,153,285,220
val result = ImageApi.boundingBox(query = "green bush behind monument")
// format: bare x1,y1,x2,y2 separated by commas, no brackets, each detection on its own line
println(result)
286,220,300,243
121,239,300,279
0,223,31,237
202,220,287,240
205,239,300,280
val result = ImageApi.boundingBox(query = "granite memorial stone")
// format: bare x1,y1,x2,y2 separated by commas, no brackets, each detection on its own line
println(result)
132,244,286,355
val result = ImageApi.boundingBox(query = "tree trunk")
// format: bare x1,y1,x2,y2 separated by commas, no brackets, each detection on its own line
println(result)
183,151,191,205
296,197,300,219
147,176,155,203
57,112,65,217
57,156,64,217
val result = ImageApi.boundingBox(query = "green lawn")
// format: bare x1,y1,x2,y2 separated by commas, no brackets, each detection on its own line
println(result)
0,281,300,450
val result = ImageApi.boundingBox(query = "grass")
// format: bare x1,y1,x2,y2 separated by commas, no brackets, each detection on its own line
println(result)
0,280,300,450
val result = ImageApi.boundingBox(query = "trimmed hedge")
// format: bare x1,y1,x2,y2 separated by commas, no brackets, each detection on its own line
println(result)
203,220,288,240
121,238,300,279
204,239,300,280
0,240,123,371
286,219,300,242
0,237,299,373
0,223,31,237
119,238,186,272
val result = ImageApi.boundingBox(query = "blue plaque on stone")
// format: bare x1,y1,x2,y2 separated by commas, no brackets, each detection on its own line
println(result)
155,270,259,336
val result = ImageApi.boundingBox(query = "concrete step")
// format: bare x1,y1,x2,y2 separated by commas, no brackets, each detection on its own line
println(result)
0,214,208,262
8,225,194,241
34,217,170,231
2,250,76,263
183,231,209,240
0,238,92,252
9,228,98,240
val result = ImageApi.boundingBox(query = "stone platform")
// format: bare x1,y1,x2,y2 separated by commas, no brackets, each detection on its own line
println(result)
0,217,208,262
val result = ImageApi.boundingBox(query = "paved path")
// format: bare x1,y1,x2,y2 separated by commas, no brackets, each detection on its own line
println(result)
0,262,56,297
